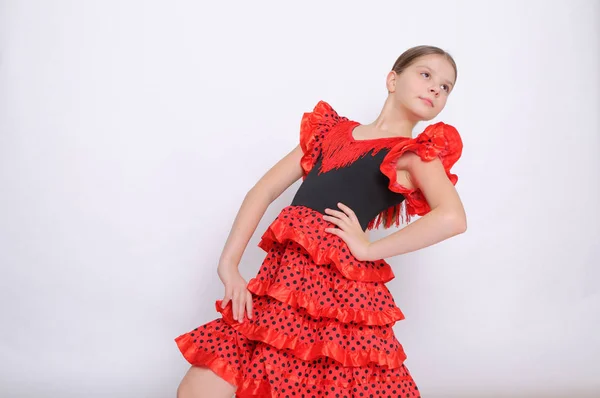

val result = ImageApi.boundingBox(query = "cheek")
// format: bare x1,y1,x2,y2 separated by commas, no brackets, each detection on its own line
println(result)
395,75,421,93
396,81,421,102
399,78,421,94
438,96,449,108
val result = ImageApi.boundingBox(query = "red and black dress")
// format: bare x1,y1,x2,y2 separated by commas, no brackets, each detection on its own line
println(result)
175,100,463,397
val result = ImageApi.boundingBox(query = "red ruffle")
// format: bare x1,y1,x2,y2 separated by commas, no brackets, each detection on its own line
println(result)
247,277,405,326
380,121,463,219
299,100,346,179
216,300,407,369
250,236,403,326
298,100,463,229
175,333,240,387
258,206,395,283
235,372,416,398
176,328,276,397
176,330,417,398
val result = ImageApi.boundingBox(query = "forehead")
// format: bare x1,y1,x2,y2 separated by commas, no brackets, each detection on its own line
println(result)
410,54,456,82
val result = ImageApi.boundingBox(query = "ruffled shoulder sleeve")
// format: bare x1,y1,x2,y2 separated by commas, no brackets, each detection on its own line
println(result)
379,121,463,221
299,100,346,178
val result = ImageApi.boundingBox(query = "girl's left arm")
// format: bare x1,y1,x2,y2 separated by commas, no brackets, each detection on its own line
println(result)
367,151,467,259
324,151,466,260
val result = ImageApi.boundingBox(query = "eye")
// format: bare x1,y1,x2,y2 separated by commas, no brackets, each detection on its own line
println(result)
420,72,430,78
441,84,450,92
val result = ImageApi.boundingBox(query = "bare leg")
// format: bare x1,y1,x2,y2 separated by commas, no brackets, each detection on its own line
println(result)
177,366,236,398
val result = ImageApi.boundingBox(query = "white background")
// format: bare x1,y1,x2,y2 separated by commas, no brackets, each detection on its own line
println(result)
1,1,599,397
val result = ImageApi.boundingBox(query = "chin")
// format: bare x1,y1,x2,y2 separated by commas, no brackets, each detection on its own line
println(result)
409,107,436,122
420,106,442,121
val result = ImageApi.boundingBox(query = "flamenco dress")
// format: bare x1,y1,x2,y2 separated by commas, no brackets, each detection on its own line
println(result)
174,100,463,397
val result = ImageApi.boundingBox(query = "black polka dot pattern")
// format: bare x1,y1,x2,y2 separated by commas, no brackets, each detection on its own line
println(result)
248,240,404,326
259,206,396,283
217,294,406,367
299,100,348,179
176,319,420,397
175,203,421,396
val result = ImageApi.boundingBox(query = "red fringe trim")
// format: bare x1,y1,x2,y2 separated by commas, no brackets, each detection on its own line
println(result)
299,101,407,177
366,201,411,230
298,101,463,231
216,301,408,368
247,278,405,326
258,214,395,283
319,120,403,174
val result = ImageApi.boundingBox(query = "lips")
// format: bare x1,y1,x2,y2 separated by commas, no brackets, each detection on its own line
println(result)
419,97,434,107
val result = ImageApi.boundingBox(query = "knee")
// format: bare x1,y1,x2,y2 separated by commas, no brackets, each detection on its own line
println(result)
176,378,193,398
176,366,235,398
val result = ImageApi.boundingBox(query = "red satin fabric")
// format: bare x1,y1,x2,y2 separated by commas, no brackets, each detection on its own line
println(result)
247,277,405,326
380,122,463,218
216,298,407,368
172,100,466,396
258,206,395,283
174,205,420,396
299,100,463,227
176,322,418,397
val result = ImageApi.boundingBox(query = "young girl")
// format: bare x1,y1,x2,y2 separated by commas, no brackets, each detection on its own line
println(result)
175,45,466,398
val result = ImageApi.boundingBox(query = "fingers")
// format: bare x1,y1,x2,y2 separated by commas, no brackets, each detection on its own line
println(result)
323,214,344,229
237,291,245,323
325,202,361,230
227,287,253,323
231,291,239,321
324,227,346,241
325,203,358,222
324,207,347,221
245,291,253,319
324,210,348,230
337,202,359,224
220,271,252,322
221,286,232,309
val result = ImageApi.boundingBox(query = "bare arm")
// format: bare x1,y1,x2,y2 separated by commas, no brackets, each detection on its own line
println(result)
217,144,305,323
367,151,467,259
218,144,305,271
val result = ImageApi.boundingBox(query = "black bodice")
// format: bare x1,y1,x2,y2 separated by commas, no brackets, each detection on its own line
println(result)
291,149,406,230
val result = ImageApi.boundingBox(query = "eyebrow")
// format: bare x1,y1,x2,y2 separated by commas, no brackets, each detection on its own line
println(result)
416,65,454,87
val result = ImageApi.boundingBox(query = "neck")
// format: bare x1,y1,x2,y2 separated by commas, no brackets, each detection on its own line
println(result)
366,97,418,138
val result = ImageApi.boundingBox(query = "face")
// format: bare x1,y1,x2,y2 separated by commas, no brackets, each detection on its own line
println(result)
387,54,456,121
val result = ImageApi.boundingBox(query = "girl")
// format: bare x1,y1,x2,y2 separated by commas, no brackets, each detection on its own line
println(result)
175,45,466,398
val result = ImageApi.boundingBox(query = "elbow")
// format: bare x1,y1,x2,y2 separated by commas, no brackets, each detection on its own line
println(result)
444,211,467,235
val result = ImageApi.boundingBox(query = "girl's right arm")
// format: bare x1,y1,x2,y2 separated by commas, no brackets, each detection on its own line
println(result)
217,144,305,323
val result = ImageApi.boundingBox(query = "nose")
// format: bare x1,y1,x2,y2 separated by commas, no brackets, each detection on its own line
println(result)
429,86,440,96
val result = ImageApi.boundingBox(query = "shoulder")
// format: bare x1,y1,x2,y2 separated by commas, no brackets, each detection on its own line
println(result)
301,100,350,129
298,100,350,177
394,122,463,169
380,120,463,194
299,100,351,147
415,121,463,162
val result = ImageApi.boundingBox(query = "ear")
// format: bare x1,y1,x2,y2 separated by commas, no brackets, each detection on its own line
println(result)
386,71,397,93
